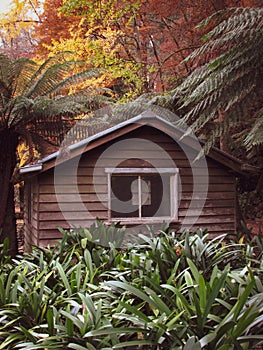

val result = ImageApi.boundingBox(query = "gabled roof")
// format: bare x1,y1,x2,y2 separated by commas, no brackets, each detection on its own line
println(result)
20,111,259,176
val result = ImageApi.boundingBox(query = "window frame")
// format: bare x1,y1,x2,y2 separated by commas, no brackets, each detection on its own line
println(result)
105,167,179,224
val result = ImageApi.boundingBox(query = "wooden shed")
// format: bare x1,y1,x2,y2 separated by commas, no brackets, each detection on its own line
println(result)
20,112,249,250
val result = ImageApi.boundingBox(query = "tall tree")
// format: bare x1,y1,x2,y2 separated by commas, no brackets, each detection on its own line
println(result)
36,0,143,99
34,0,261,98
0,53,106,256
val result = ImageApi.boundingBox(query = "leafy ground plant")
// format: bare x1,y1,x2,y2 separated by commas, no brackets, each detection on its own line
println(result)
0,224,262,349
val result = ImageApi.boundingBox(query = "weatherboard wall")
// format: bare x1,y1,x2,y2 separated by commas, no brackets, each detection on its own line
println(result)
23,126,237,248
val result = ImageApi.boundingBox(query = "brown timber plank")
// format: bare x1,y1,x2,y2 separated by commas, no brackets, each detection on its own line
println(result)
181,176,235,184
39,184,107,194
179,198,235,208
180,192,235,200
39,194,108,203
39,220,94,230
181,183,235,192
40,175,106,185
180,216,235,224
178,207,234,216
38,202,106,212
39,211,107,221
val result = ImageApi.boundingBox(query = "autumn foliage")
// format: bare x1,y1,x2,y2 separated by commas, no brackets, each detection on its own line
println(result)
0,0,262,97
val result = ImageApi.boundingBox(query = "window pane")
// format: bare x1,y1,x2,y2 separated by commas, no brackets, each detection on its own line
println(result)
132,178,151,206
110,173,172,219
142,174,171,217
111,175,139,218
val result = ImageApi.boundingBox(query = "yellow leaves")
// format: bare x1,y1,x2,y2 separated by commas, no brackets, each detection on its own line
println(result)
0,0,42,49
17,142,39,167
48,19,123,63
46,37,86,61
1,0,41,24
77,16,86,28
13,0,24,14
44,24,128,91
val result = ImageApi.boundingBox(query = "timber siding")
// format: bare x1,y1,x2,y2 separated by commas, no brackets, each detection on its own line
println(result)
24,179,39,249
23,125,237,249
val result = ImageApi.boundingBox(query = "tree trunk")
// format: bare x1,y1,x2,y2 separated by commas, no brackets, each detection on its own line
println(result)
0,130,19,257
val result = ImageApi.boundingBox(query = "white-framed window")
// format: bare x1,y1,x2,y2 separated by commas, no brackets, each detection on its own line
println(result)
105,168,179,223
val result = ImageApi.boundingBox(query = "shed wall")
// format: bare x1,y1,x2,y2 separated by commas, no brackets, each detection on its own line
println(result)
23,179,39,250
25,126,237,247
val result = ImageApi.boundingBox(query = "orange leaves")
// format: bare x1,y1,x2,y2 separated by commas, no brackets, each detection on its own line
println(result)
2,0,261,95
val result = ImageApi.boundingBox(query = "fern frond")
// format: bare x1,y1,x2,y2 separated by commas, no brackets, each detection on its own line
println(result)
174,7,263,153
44,68,102,96
10,58,38,97
0,52,111,150
202,8,263,41
22,52,76,93
184,7,263,62
244,108,263,149
25,61,74,98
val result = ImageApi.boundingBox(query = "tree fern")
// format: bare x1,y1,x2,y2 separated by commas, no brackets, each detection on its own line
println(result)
173,7,263,153
245,107,263,149
0,52,109,255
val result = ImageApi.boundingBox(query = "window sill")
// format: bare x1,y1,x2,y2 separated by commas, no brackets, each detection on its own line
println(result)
106,218,179,228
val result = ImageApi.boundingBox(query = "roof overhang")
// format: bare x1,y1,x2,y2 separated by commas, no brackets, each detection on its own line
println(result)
20,163,43,174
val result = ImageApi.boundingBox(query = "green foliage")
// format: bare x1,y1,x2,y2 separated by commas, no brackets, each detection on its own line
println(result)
0,224,262,349
173,7,263,154
0,52,108,135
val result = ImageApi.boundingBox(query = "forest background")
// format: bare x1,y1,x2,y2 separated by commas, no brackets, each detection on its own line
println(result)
0,3,262,348
1,0,261,97
0,0,262,245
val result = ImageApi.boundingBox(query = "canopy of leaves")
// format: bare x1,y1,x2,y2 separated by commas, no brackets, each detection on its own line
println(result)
1,0,261,99
31,0,261,100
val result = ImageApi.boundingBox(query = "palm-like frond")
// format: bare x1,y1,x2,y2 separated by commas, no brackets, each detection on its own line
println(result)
0,53,109,143
25,61,76,98
43,68,103,96
245,107,263,149
173,7,263,152
21,52,75,95
9,58,38,97
0,56,38,101
0,53,12,95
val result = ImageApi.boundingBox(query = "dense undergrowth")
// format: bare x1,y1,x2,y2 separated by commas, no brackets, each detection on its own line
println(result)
0,222,262,349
